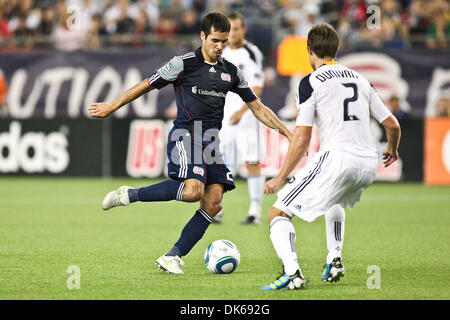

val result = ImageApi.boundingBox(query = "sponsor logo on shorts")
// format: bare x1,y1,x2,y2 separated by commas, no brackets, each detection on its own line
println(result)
294,204,302,212
193,166,204,176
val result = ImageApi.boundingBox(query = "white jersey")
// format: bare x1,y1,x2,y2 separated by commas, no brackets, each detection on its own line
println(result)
220,41,266,167
295,62,392,158
222,41,265,115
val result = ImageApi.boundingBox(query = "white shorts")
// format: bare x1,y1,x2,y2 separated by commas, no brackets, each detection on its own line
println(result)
220,109,264,166
274,150,378,223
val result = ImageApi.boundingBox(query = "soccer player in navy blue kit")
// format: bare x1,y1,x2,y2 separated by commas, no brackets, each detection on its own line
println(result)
89,12,292,274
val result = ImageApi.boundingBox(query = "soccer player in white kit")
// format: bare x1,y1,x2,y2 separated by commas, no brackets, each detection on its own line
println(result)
217,11,266,225
261,23,401,290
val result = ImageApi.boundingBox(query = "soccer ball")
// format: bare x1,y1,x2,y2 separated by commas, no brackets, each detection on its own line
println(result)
204,239,240,274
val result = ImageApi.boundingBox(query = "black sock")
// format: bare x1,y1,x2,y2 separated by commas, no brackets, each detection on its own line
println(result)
166,209,213,257
128,180,185,203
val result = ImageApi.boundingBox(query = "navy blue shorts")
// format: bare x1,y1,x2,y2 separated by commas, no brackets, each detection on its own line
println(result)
166,129,235,192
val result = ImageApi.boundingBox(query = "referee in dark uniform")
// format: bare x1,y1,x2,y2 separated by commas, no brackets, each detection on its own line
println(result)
89,12,293,274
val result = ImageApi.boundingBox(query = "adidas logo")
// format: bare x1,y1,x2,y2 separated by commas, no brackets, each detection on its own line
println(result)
209,67,216,73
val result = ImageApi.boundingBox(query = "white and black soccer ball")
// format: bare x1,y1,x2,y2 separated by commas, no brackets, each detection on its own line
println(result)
204,239,240,274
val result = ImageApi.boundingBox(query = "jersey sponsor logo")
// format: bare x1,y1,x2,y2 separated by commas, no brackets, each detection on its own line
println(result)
126,120,165,178
193,165,204,176
209,67,216,73
221,73,231,82
191,86,226,98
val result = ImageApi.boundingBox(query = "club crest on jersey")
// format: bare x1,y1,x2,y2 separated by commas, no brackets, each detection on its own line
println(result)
166,62,175,72
221,73,231,82
193,166,204,176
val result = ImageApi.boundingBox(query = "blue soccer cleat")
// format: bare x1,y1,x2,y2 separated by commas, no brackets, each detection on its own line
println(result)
262,269,306,290
321,257,345,282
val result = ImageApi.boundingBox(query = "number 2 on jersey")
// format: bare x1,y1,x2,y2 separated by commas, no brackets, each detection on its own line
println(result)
342,83,359,121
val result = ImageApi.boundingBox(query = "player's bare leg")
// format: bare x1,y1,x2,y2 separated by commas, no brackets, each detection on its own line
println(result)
240,162,265,225
262,207,305,290
157,183,224,274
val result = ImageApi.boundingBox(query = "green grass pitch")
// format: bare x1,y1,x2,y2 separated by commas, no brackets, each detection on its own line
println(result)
0,177,449,300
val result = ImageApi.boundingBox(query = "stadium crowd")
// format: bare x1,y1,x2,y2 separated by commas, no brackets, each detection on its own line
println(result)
0,0,449,52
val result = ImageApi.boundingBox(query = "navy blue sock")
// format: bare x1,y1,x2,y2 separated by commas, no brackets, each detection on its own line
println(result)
128,180,185,202
167,209,214,257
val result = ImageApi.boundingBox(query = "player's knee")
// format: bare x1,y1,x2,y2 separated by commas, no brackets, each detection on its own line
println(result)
182,183,204,202
202,202,222,216
326,204,345,220
245,162,260,176
268,206,291,223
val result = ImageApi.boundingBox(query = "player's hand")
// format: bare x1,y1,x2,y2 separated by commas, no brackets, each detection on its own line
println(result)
229,110,244,125
264,176,285,194
89,102,114,118
382,147,398,167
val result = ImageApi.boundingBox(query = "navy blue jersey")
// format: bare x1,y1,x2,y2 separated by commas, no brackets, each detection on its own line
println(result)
147,47,257,133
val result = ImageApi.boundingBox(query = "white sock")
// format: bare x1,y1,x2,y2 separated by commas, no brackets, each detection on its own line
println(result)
248,174,265,218
325,204,345,264
269,216,300,276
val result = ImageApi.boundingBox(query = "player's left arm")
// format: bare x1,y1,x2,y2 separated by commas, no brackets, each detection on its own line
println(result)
246,98,293,142
263,125,312,194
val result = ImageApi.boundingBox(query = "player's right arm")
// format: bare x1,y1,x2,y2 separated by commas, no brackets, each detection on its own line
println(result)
89,55,184,118
369,84,401,167
381,115,401,167
89,80,153,118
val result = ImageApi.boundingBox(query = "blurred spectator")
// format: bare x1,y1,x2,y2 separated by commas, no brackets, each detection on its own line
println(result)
156,13,179,38
116,1,135,34
0,0,15,43
36,5,55,36
52,7,85,51
342,0,368,29
426,9,450,49
178,8,200,34
129,0,160,29
133,9,152,47
13,14,33,49
295,4,323,37
388,95,409,119
381,0,408,46
103,0,129,34
408,0,430,40
436,96,450,117
84,13,103,49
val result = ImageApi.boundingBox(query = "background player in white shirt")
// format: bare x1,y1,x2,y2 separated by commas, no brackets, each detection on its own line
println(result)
218,11,266,225
261,23,401,290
